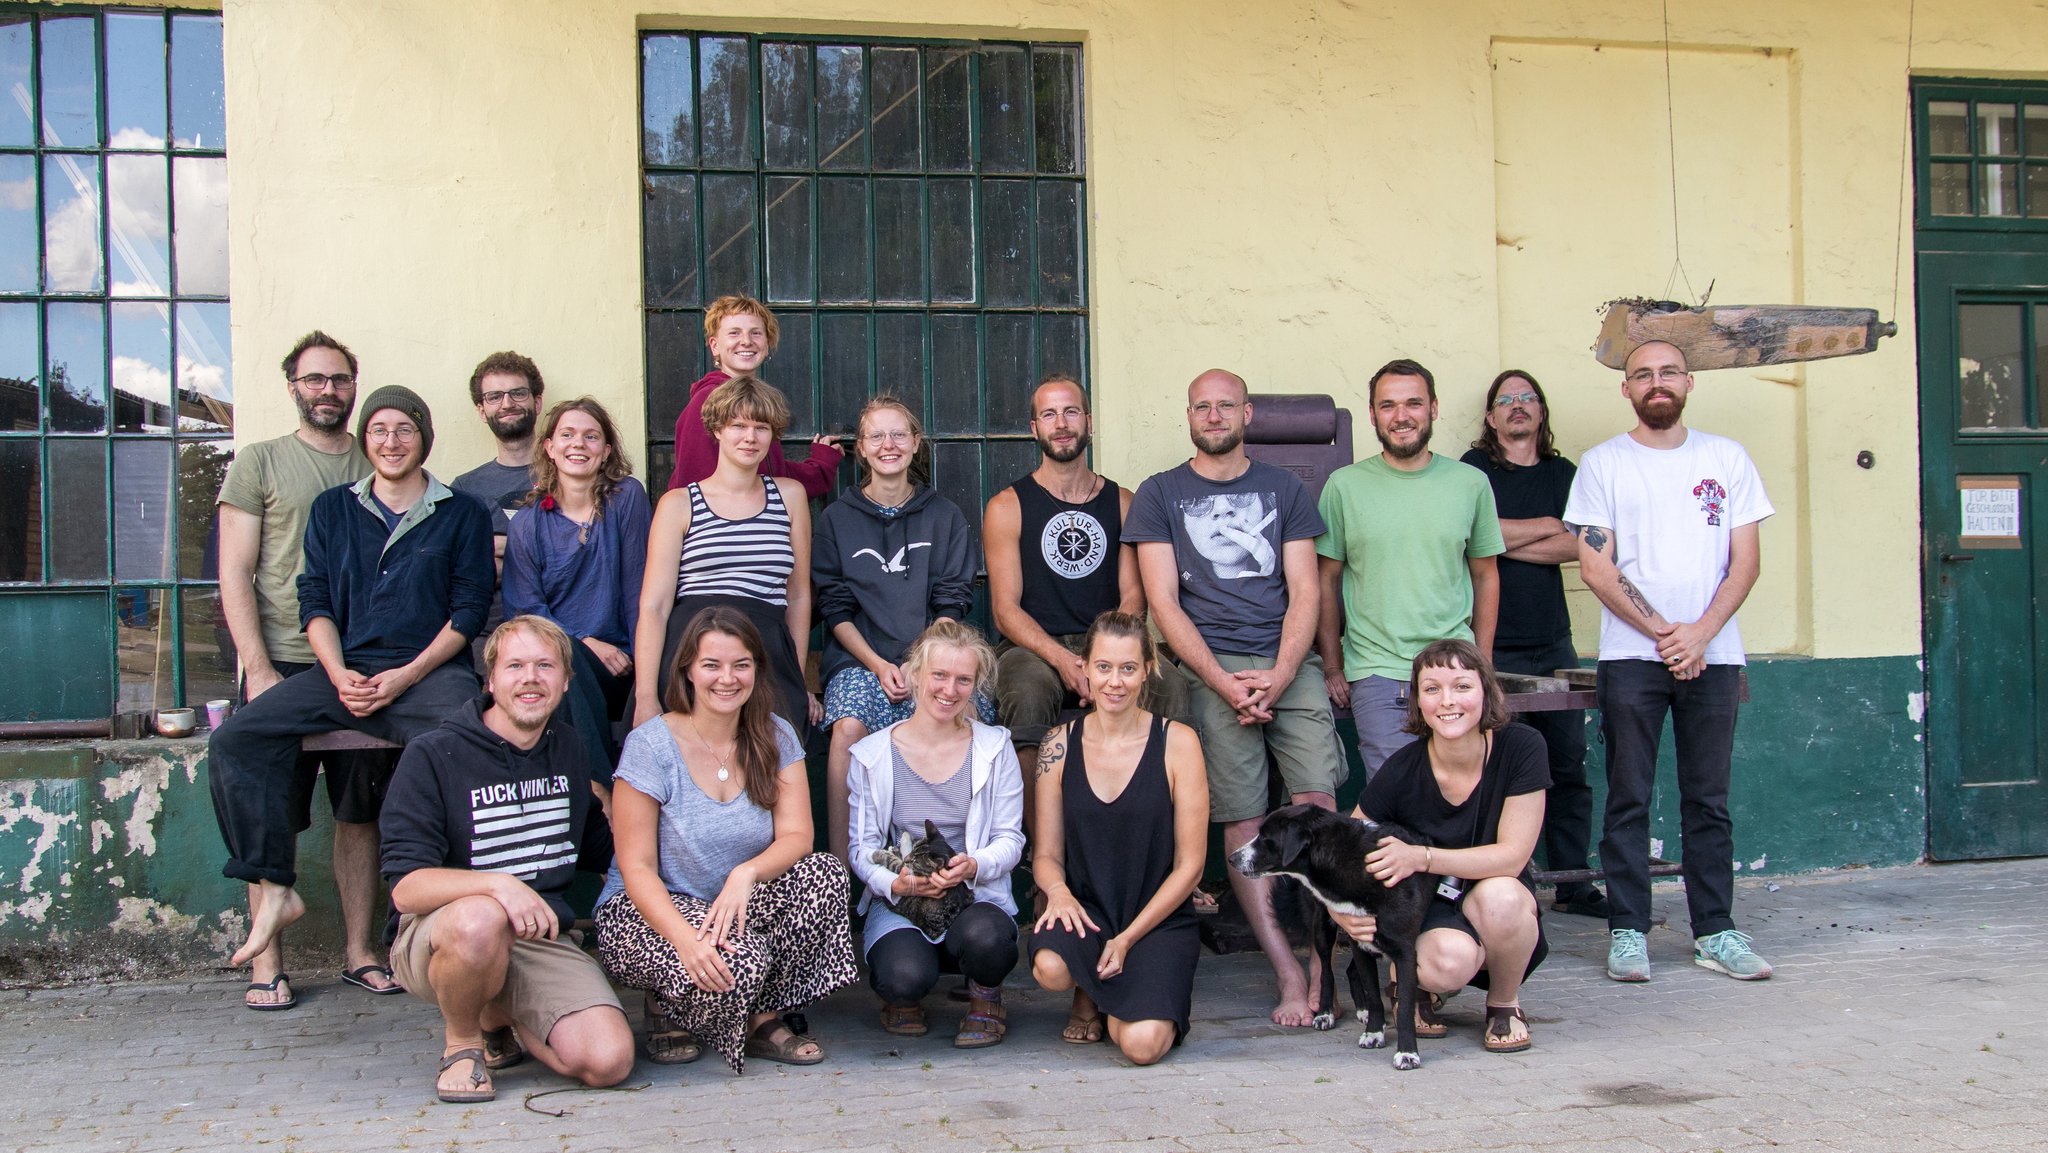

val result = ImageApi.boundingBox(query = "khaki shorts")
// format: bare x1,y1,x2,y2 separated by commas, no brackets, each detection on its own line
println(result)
1179,652,1344,823
390,906,621,1046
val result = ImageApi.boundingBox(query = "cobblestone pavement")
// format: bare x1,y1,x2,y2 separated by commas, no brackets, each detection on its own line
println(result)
4,859,2043,1153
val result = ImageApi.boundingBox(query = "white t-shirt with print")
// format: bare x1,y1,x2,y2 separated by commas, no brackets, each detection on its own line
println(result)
1563,428,1772,665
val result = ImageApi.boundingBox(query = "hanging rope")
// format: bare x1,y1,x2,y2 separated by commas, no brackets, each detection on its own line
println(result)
1890,0,1919,321
1659,0,1701,306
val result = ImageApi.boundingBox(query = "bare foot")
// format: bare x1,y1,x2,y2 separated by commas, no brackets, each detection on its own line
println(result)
244,973,292,1009
1062,989,1105,1043
1271,991,1316,1027
232,882,305,967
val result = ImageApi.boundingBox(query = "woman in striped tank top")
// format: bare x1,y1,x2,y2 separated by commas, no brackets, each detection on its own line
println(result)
635,376,820,737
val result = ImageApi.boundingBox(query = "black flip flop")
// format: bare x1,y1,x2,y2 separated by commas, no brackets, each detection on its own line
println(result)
341,964,403,995
244,972,297,1012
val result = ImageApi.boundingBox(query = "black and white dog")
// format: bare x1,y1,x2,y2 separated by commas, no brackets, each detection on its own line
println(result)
1229,804,1435,1069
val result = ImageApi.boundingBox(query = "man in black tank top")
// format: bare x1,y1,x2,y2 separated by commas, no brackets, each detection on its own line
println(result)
983,377,1187,824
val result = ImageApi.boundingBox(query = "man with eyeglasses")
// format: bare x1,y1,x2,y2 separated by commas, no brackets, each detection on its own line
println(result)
209,384,495,989
1564,340,1774,984
1315,358,1504,779
1127,368,1341,1028
983,374,1185,815
454,352,547,663
214,331,400,1009
1458,370,1605,919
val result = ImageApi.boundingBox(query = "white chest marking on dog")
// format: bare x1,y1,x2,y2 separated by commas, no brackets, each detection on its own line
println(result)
1267,867,1387,955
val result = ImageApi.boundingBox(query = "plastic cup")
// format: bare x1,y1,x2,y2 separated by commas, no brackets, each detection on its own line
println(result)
205,699,232,729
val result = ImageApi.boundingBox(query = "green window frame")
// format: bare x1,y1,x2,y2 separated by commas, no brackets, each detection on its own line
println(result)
1916,79,2048,228
638,32,1088,543
0,5,232,725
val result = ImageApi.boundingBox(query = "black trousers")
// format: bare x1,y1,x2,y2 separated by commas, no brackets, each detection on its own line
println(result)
1494,639,1594,883
208,662,479,886
1596,659,1741,937
866,902,1018,1005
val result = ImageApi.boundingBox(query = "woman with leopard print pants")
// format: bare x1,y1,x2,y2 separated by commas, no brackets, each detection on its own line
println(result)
595,606,856,1072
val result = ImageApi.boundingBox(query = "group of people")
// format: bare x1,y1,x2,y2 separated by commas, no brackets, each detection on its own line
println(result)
205,293,1774,1103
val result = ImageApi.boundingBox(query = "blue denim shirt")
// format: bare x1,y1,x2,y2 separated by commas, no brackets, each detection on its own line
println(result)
298,473,495,671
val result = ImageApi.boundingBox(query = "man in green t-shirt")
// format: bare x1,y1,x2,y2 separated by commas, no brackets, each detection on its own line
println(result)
1315,358,1504,779
215,331,396,1010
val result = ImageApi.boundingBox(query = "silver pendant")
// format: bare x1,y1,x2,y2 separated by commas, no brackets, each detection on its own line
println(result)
716,767,730,782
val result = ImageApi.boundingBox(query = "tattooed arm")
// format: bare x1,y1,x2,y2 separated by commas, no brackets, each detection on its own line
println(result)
1030,723,1096,934
1574,523,1695,671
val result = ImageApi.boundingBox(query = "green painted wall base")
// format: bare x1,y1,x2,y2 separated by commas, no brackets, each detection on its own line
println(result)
0,653,1928,968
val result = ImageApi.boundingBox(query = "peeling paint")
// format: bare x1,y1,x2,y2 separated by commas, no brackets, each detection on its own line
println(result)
89,819,113,854
1906,691,1926,723
110,897,199,935
0,892,53,923
99,761,173,857
0,786,77,894
1749,854,1768,871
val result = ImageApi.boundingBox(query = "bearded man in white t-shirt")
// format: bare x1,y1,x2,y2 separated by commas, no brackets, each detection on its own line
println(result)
1563,340,1775,985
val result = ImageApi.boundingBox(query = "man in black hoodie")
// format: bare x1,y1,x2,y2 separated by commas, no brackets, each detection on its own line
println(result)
380,616,632,1103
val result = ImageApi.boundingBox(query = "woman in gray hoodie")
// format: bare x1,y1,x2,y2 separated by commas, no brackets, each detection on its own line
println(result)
813,396,985,863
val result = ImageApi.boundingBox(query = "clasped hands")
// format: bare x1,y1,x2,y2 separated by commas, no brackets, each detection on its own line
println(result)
891,853,976,900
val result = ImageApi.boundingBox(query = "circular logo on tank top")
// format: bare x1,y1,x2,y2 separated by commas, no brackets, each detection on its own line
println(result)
1041,510,1108,579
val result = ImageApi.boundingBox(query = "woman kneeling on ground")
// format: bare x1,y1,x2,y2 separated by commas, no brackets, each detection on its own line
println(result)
595,606,857,1072
1030,611,1208,1064
1329,637,1548,1054
848,619,1025,1048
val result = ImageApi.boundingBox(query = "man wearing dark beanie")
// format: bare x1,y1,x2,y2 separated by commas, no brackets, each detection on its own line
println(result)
210,383,495,979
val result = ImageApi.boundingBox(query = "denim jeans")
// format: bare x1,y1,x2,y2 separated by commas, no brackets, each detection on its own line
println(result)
1596,659,1741,937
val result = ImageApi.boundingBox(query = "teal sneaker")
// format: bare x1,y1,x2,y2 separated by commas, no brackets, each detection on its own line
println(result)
1694,930,1773,980
1605,929,1650,982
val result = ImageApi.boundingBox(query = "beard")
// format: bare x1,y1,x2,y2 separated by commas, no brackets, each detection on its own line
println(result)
1192,426,1243,456
295,389,352,431
1632,389,1685,431
1036,428,1091,463
1375,419,1433,461
489,407,538,442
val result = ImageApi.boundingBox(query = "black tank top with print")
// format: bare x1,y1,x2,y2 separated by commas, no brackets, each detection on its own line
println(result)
1011,474,1123,637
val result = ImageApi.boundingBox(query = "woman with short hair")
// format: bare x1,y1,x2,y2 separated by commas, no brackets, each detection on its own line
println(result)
1328,638,1548,1054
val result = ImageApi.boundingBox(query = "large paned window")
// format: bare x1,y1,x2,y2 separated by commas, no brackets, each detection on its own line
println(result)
0,8,231,724
639,33,1087,540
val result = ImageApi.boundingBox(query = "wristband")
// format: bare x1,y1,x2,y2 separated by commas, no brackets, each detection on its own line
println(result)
1425,846,1433,871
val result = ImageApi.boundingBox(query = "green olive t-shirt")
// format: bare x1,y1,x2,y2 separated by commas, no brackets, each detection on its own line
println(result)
216,433,370,666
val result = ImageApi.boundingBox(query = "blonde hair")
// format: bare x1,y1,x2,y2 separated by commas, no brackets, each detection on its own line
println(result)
902,619,997,700
700,373,791,439
484,615,575,675
854,393,928,485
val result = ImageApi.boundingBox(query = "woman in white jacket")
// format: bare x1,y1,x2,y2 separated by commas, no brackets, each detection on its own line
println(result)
847,619,1024,1048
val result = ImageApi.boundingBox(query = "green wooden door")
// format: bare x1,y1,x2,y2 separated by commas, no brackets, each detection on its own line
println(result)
1918,248,2048,858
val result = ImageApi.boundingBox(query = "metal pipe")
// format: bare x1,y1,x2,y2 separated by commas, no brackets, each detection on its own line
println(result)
0,720,114,740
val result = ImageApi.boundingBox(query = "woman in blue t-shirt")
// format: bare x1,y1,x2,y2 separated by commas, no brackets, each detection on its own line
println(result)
1330,638,1548,1054
594,606,856,1073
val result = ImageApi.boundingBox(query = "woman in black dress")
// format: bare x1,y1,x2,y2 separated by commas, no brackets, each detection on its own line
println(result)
1328,638,1548,1054
1030,611,1208,1065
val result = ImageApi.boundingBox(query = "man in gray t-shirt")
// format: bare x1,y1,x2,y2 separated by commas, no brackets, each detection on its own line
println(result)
452,351,546,664
1126,368,1344,1030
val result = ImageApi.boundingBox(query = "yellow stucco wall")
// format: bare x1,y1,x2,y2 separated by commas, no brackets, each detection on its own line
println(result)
218,0,2048,661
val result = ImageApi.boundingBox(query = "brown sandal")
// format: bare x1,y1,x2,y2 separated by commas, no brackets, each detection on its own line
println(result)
1386,983,1450,1039
1483,1004,1532,1053
955,982,1007,1049
481,1026,526,1070
1061,1007,1106,1044
880,1003,929,1036
745,1017,825,1066
436,1047,495,1104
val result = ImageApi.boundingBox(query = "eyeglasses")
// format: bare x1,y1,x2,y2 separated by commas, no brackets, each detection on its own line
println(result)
1626,366,1689,385
290,372,356,392
861,429,915,447
1492,391,1540,408
1189,401,1242,418
1035,405,1086,424
366,425,420,444
480,386,534,407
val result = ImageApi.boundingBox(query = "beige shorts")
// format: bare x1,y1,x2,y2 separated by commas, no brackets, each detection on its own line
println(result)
390,906,622,1046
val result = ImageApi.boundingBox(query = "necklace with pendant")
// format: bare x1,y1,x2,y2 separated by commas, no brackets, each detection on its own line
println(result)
686,718,736,783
